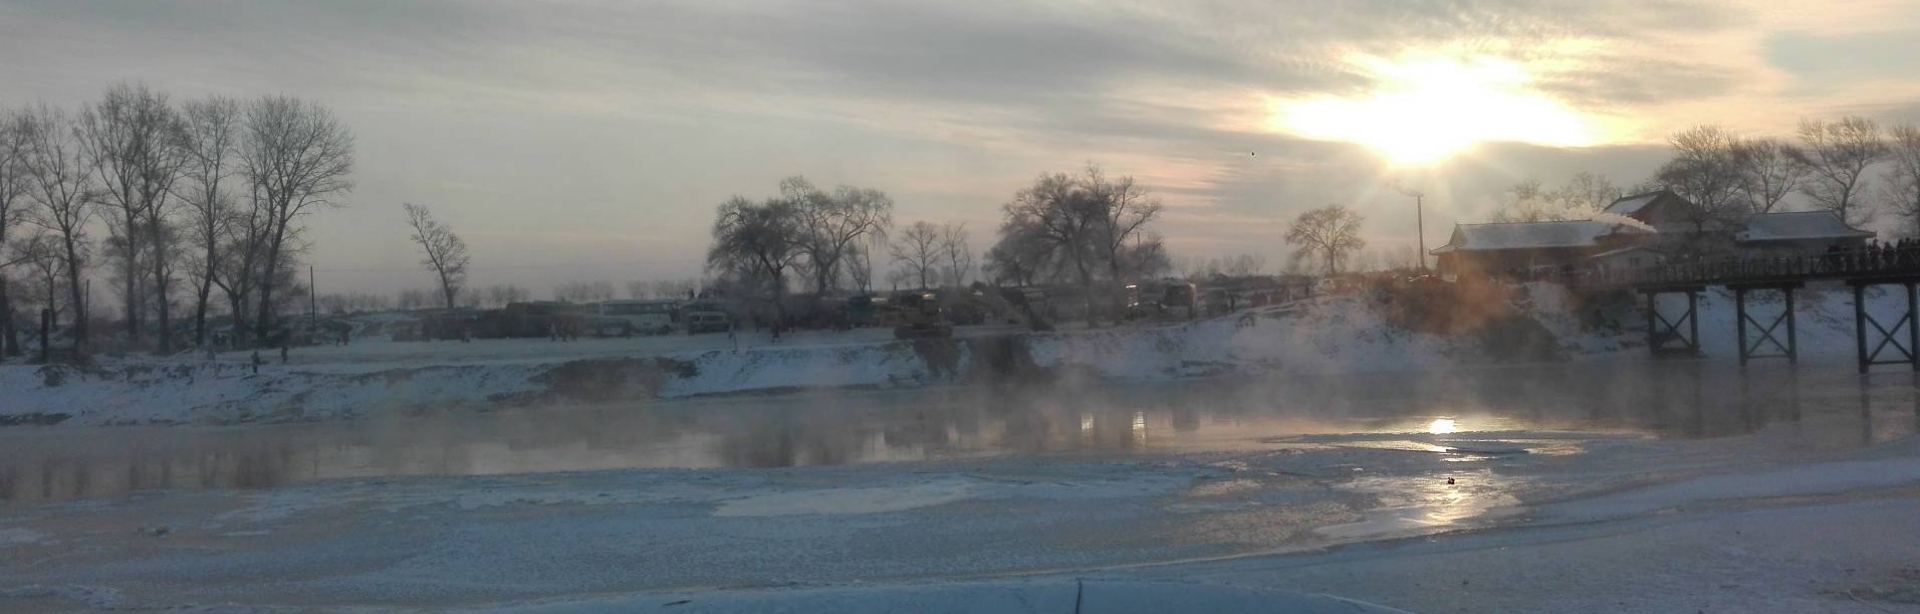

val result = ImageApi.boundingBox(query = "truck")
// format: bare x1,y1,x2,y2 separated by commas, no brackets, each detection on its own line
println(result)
890,292,953,339
681,302,733,335
593,299,678,336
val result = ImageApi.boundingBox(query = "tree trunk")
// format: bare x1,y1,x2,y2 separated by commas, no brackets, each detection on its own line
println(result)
194,269,213,348
62,235,87,353
153,228,171,355
1071,253,1096,327
0,275,14,358
121,208,141,345
255,228,286,344
227,291,248,349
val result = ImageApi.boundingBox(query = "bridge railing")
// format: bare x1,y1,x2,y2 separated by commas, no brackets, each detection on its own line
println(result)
1504,246,1920,289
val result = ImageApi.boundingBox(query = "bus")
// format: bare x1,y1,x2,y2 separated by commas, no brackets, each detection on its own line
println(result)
594,299,679,336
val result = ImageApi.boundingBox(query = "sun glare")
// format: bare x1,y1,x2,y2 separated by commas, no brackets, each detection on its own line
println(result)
1429,418,1459,435
1272,55,1597,166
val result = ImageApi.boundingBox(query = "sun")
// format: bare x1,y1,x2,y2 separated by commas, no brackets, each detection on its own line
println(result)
1270,54,1598,166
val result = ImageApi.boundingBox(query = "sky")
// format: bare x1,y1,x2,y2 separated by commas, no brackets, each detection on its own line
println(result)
4,0,1920,297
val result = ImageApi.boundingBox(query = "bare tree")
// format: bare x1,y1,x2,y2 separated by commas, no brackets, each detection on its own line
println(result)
889,220,941,289
1085,167,1163,283
397,288,430,311
9,233,66,325
782,176,892,298
938,222,973,287
1556,172,1624,218
239,95,354,342
1492,179,1566,223
846,239,878,294
1493,173,1624,223
402,203,470,310
650,278,698,300
1885,124,1920,238
17,104,95,350
985,211,1057,287
1657,125,1747,235
177,95,239,348
79,83,189,351
707,196,802,326
551,280,613,303
1285,205,1366,277
1736,138,1805,213
997,166,1161,323
0,111,28,356
483,284,529,307
1222,253,1266,276
1794,116,1886,225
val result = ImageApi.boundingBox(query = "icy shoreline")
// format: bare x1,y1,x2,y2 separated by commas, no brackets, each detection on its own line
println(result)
3,282,1912,426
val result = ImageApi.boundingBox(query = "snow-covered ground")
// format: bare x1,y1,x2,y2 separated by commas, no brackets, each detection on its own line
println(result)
5,281,1914,427
4,282,1920,612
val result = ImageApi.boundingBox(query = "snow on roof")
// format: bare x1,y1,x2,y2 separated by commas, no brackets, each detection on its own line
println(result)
1589,245,1664,260
1433,220,1612,254
1601,191,1667,216
1736,211,1873,242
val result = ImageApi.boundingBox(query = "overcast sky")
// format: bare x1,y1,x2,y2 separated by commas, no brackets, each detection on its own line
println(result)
4,0,1920,296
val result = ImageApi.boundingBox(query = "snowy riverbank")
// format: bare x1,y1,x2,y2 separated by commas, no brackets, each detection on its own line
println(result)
2,282,1912,426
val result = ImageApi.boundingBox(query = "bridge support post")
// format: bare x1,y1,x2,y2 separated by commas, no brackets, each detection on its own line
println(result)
1731,283,1800,366
1849,279,1920,374
1643,287,1703,358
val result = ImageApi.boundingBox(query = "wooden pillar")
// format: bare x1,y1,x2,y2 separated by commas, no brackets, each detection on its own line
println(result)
39,307,50,364
1855,283,1870,374
1735,287,1749,366
1909,282,1918,372
1645,291,1658,356
1785,287,1799,364
1687,290,1700,356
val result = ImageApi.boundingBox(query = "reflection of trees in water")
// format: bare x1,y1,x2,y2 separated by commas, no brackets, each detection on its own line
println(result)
1,436,308,503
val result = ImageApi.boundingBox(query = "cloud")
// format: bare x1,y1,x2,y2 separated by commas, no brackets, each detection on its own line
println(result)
2,0,1918,293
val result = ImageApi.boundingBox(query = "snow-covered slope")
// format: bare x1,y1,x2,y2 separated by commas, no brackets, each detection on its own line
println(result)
1,281,1907,426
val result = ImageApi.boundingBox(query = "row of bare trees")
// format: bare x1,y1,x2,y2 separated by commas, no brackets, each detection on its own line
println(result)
0,82,354,357
1498,117,1920,239
888,221,973,290
706,176,894,325
624,278,700,301
982,166,1168,324
1651,117,1920,235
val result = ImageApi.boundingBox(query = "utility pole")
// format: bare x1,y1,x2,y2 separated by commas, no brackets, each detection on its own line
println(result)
1397,186,1429,272
309,265,317,332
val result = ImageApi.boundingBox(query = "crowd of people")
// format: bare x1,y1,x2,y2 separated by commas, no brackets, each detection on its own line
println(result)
1823,239,1920,270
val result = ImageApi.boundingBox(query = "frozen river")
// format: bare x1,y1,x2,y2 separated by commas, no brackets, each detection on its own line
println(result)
2,362,1918,612
3,361,1916,504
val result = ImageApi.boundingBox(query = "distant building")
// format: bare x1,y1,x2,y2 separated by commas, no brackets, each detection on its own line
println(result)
1431,190,1872,277
1734,211,1874,256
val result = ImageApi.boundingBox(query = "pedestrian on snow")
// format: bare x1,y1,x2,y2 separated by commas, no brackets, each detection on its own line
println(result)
280,343,289,364
250,350,262,374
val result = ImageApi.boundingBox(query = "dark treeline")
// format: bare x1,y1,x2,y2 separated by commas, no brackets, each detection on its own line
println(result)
0,82,354,358
1496,117,1920,238
703,166,1180,327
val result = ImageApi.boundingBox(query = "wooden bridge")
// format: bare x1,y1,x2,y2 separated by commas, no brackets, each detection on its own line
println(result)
1520,247,1920,373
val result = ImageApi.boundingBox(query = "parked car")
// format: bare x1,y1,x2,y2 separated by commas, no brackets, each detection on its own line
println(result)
684,307,732,334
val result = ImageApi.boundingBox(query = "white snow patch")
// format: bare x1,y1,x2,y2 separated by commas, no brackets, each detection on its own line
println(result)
1539,456,1920,523
712,479,980,517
